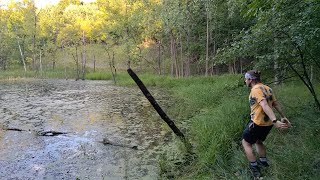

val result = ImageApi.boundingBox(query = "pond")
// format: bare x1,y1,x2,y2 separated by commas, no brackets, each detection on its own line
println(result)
0,79,173,179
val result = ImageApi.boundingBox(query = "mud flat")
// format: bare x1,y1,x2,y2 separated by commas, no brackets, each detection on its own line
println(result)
0,79,173,179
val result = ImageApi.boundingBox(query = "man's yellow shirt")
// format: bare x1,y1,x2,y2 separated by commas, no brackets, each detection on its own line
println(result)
249,83,276,126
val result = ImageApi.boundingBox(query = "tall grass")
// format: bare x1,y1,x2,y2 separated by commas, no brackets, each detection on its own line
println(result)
114,71,320,179
0,68,114,80
85,71,113,80
0,69,37,79
0,68,77,79
1,68,319,179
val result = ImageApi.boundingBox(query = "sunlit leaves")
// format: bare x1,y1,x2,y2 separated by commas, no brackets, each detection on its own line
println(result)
64,4,100,38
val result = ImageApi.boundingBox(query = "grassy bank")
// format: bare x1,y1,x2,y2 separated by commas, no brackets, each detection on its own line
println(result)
1,69,319,179
0,68,115,80
114,72,320,179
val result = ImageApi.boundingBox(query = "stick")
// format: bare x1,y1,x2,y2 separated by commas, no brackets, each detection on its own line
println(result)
127,68,186,140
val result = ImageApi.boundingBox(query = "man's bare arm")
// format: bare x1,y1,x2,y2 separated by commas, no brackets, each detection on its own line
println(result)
273,101,291,126
260,99,289,129
273,101,286,118
260,99,276,121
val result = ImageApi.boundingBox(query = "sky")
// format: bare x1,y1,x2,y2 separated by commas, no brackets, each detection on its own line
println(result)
35,0,97,8
0,0,97,8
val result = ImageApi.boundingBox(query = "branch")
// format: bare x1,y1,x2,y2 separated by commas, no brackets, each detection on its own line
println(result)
304,46,320,69
293,43,320,110
127,68,193,151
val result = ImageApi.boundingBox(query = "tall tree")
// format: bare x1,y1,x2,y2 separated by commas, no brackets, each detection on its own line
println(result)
217,0,320,109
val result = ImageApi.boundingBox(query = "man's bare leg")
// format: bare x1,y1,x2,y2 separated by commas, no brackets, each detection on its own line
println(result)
255,140,266,157
242,139,261,177
255,140,269,167
242,139,256,162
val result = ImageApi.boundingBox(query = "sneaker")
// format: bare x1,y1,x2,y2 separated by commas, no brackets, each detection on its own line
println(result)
258,160,269,168
249,165,261,178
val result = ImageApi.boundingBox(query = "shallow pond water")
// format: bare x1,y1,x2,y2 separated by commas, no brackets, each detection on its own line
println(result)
0,79,173,180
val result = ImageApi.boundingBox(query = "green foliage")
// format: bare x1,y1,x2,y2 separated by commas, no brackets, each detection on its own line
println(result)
1,0,319,177
1,0,319,80
116,72,320,179
0,69,35,79
85,71,112,80
0,67,76,79
215,0,320,109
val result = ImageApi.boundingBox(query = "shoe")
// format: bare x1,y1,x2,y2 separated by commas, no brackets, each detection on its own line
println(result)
249,165,261,178
258,160,269,168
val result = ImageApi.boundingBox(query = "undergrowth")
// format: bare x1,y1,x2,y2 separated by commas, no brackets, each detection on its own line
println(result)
115,71,320,180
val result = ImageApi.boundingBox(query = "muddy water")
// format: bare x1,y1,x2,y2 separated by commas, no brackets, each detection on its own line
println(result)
0,79,173,180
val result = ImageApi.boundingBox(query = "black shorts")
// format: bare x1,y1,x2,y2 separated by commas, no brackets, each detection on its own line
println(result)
242,121,273,144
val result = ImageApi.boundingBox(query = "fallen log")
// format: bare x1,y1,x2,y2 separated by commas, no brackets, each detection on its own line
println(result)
37,130,68,136
3,128,25,132
0,127,67,137
98,137,138,150
127,68,189,146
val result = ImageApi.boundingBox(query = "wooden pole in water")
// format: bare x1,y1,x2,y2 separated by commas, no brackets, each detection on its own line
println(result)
127,68,186,140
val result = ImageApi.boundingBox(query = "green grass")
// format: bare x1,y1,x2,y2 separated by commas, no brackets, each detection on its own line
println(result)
85,71,113,80
0,67,76,79
1,67,319,179
0,67,115,80
113,71,320,180
0,69,36,79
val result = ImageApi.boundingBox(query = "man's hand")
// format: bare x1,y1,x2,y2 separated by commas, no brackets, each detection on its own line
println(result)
274,120,289,129
281,117,292,127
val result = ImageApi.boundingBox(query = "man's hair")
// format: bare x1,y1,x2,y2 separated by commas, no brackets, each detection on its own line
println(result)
245,70,261,81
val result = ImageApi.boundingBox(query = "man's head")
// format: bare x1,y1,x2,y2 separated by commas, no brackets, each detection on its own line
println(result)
244,70,261,87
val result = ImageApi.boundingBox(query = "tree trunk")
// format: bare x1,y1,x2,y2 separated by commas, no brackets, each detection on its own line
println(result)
17,38,27,73
53,60,55,70
64,47,67,80
174,37,179,77
109,61,116,84
112,51,117,77
211,39,216,76
233,60,237,74
287,45,320,110
228,62,234,74
93,55,96,72
180,34,184,77
205,7,209,76
39,48,42,76
185,30,190,77
32,6,37,71
107,50,116,84
274,61,280,84
81,31,86,80
73,46,80,80
52,49,56,70
158,40,161,75
170,32,174,76
127,68,187,142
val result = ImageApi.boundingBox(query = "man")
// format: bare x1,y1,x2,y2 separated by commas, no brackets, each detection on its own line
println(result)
242,70,291,178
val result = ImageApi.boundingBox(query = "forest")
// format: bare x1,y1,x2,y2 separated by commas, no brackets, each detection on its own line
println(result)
0,0,320,179
0,0,319,108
